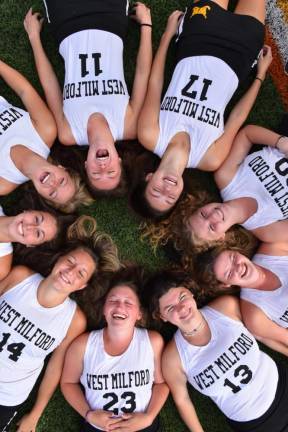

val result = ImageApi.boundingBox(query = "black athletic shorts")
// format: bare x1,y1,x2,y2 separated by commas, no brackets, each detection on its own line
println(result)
82,415,160,432
227,361,288,432
0,403,22,432
42,0,129,45
175,0,264,82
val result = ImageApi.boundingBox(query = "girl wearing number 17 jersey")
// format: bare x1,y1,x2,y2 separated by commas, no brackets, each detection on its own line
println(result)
133,0,270,218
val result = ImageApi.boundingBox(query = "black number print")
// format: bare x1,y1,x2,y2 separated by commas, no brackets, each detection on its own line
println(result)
223,364,253,394
103,391,136,415
181,75,212,101
79,53,103,78
0,332,25,362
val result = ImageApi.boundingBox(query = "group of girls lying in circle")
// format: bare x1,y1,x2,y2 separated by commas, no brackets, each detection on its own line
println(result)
1,0,288,431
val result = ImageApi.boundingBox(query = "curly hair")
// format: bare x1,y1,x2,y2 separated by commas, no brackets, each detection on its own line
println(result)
141,191,258,270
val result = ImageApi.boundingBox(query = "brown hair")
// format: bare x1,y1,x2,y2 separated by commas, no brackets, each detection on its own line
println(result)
142,192,258,270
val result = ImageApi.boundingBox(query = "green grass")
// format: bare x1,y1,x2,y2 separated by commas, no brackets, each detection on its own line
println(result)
0,0,285,431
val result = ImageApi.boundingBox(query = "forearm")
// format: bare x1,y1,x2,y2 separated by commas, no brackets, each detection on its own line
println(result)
257,335,288,357
175,398,204,432
148,31,173,93
227,78,263,126
61,382,90,418
145,382,169,422
0,60,33,100
135,26,152,80
28,35,63,114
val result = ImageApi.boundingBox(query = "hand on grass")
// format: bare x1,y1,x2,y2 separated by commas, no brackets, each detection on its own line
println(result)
257,45,273,79
16,412,39,432
130,2,152,26
24,8,44,41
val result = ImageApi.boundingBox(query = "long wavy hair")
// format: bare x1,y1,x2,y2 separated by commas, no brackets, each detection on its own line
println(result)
141,191,258,270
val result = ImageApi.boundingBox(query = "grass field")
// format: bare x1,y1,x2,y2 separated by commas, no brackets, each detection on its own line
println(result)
0,0,285,431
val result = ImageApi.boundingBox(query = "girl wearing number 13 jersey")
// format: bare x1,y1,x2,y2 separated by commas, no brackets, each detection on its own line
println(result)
148,271,288,432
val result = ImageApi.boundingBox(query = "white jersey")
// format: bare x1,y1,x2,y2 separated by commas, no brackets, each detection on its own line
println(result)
80,328,154,430
221,147,288,230
0,273,76,406
174,306,278,422
155,57,238,167
60,29,129,145
0,96,50,184
0,205,13,258
241,254,288,327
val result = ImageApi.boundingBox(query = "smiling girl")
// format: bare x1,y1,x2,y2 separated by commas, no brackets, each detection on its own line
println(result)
61,266,169,432
148,270,288,432
0,59,92,213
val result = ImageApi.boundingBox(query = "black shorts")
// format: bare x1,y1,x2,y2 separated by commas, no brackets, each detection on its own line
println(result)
175,0,264,82
0,403,22,432
227,361,288,432
42,0,129,45
82,415,160,432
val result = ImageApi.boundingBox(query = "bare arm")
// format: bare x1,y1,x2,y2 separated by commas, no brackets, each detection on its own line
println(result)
162,341,204,432
16,307,86,432
241,299,288,356
137,10,183,150
211,46,273,171
124,3,152,139
0,59,56,147
215,124,283,189
23,9,74,145
0,254,12,282
252,220,288,244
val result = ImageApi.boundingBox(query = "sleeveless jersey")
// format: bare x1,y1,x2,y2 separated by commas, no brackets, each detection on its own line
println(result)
221,147,288,230
0,206,13,258
80,328,154,429
174,306,278,422
0,96,50,184
241,254,288,327
60,29,129,145
0,273,76,406
155,56,238,167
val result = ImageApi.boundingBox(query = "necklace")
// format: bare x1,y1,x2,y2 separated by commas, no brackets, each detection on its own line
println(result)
181,319,205,337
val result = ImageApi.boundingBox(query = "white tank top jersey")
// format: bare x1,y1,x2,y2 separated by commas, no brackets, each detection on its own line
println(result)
0,205,13,258
155,56,238,167
0,273,76,406
241,254,288,327
174,306,278,422
0,96,50,184
221,147,288,230
80,328,154,430
60,29,130,145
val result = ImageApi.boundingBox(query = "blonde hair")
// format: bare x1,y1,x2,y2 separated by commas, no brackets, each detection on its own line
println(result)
45,158,94,213
67,215,121,273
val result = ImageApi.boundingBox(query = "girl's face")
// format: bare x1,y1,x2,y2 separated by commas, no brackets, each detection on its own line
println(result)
51,248,96,293
145,170,184,213
213,250,259,287
187,202,232,242
85,145,122,191
8,211,57,245
34,164,76,204
103,285,142,327
158,287,197,327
